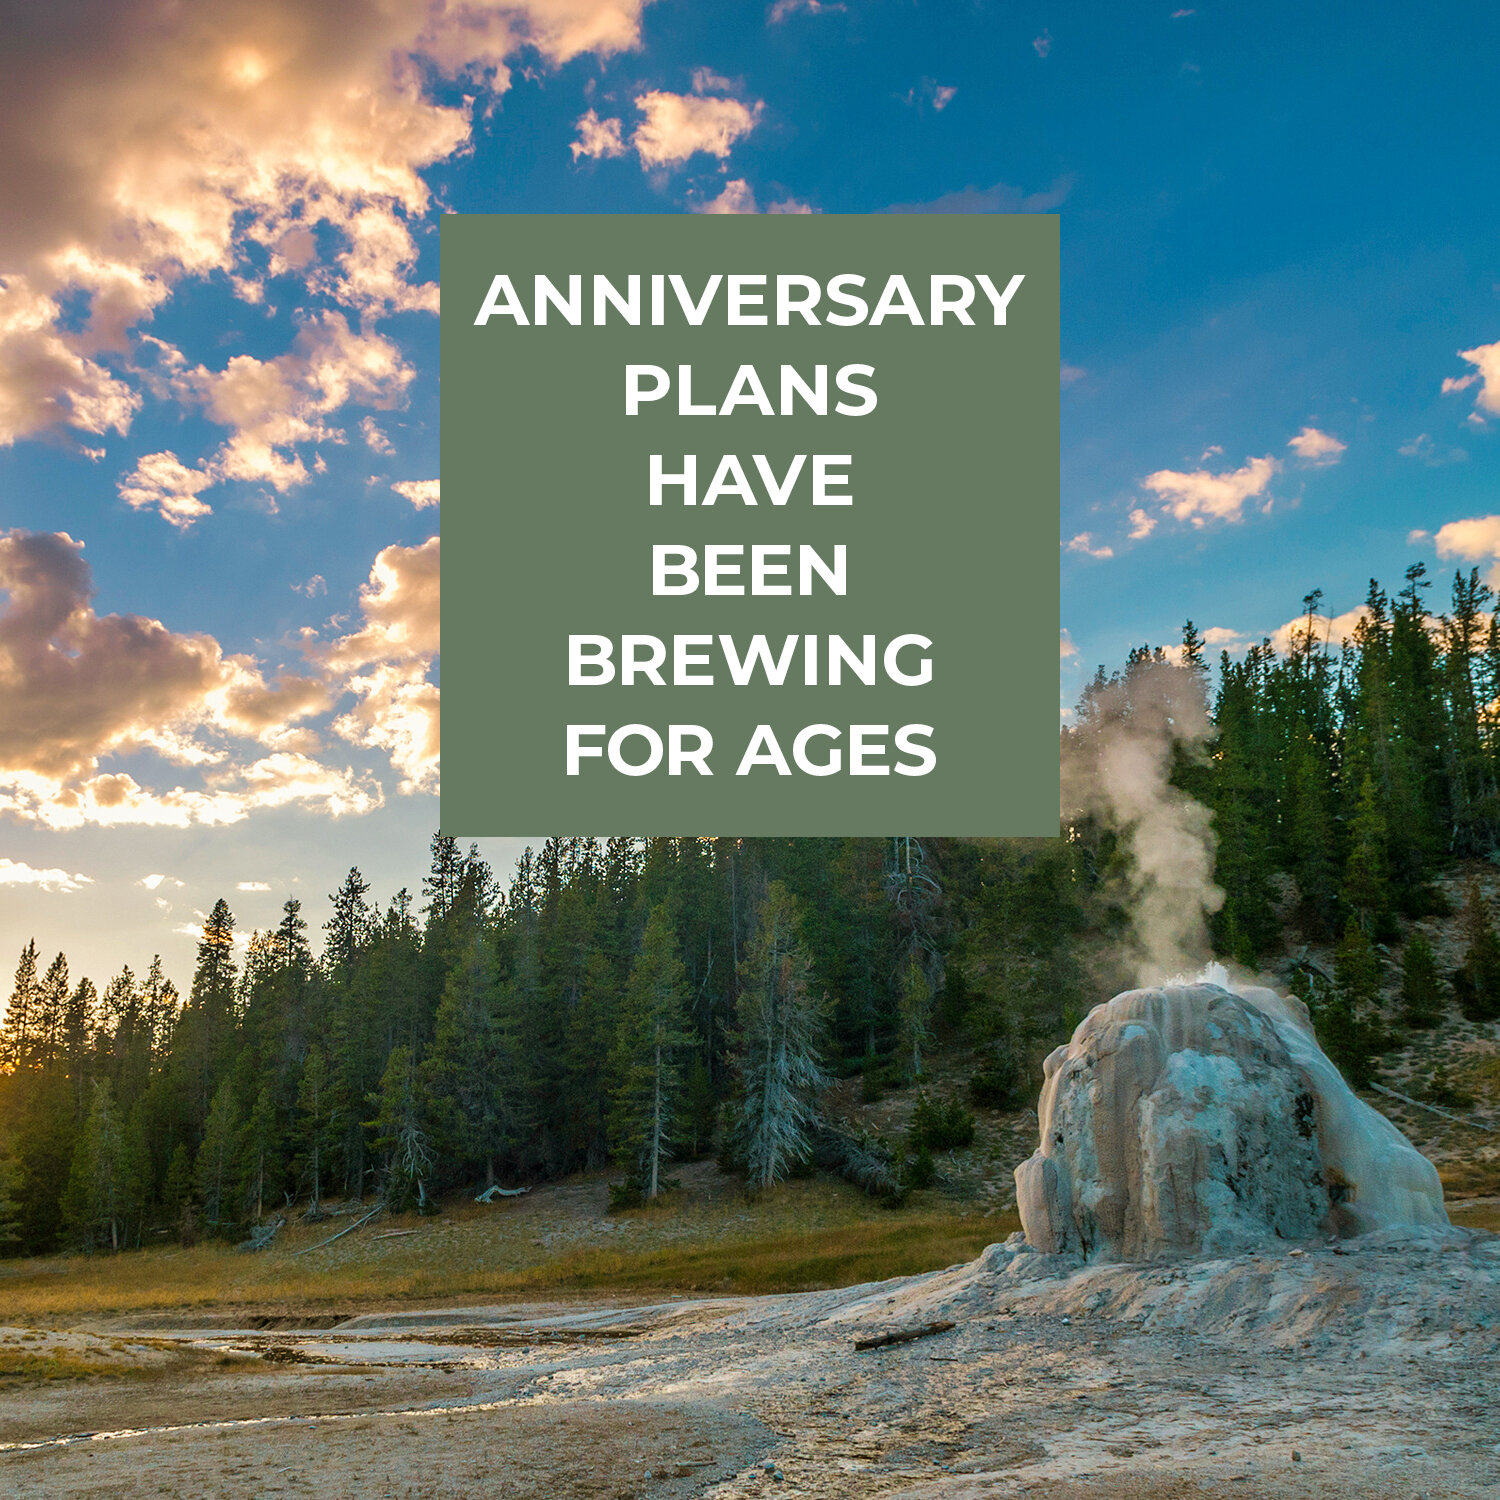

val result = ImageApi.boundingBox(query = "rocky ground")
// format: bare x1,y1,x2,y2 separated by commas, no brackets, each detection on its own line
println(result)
3,1225,1497,1499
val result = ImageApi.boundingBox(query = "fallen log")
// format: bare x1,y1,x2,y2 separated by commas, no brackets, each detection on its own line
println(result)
372,1228,419,1240
854,1320,956,1351
290,1202,384,1256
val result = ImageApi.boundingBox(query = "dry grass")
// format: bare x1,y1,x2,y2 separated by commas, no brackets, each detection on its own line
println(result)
0,1181,1012,1325
0,1348,138,1383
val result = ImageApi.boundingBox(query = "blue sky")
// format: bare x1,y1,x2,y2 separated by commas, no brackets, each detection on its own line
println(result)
3,0,1500,989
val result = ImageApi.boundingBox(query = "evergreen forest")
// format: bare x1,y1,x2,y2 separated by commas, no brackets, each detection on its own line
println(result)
4,562,1500,1256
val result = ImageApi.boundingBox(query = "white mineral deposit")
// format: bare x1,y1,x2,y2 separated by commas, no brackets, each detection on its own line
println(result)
1016,979,1448,1260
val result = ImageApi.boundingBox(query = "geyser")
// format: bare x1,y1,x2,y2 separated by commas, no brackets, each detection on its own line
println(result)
1015,981,1448,1261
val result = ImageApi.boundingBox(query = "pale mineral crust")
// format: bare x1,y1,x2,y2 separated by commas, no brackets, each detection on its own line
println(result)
1016,981,1448,1261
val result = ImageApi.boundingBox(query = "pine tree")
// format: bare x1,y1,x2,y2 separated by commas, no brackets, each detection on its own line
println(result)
324,867,376,977
1455,877,1500,1022
735,883,829,1190
61,1081,128,1252
368,1045,434,1210
609,904,692,1202
565,950,617,1170
1343,776,1389,933
0,1145,22,1251
162,1142,194,1227
1,939,40,1070
1398,933,1446,1029
424,932,519,1186
240,1084,280,1222
897,953,934,1079
1320,918,1385,1087
33,953,69,1068
195,1077,242,1234
295,1045,335,1215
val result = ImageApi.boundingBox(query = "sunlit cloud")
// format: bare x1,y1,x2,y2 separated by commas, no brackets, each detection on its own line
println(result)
0,858,92,894
1140,454,1277,527
1287,426,1346,466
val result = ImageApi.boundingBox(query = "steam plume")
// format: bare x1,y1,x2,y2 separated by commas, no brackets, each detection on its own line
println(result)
1064,658,1224,983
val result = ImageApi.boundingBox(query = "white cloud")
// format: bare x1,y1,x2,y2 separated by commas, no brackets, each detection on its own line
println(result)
1287,426,1346,465
903,78,957,111
571,108,628,161
292,574,327,597
0,0,649,451
1399,432,1467,466
885,176,1073,215
391,479,440,509
1060,363,1086,387
1064,532,1114,560
0,858,92,894
236,881,272,892
1140,454,1277,527
117,451,216,528
1033,30,1053,57
1060,629,1078,659
360,415,395,455
1268,607,1370,657
1202,626,1245,647
693,180,813,215
0,527,398,828
1446,342,1500,416
1128,507,1157,540
1408,528,1431,545
631,90,762,168
1433,515,1500,585
311,536,441,793
137,872,183,890
768,0,844,20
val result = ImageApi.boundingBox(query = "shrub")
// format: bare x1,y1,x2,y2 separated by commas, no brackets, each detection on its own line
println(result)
908,1094,976,1152
968,1044,1023,1110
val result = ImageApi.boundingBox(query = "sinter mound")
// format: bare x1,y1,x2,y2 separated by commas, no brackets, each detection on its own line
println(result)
1016,980,1448,1260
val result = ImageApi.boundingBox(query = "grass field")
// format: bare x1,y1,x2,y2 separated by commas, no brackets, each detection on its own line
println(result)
0,1169,1013,1325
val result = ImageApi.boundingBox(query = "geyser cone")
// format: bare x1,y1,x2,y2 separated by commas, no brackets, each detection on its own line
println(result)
1015,981,1448,1261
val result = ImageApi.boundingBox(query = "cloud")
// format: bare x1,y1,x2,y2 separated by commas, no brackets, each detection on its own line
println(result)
631,89,762,168
360,415,395,455
0,527,384,828
1408,528,1430,545
1399,432,1467,466
1433,516,1500,585
1140,454,1277,527
1446,342,1500,418
391,479,440,509
768,0,844,20
117,450,216,528
693,180,814,215
1202,626,1245,647
1127,507,1157,540
1060,363,1086,387
311,537,440,793
1033,30,1053,57
885,176,1073,215
571,108,628,161
0,0,650,450
292,574,327,597
236,881,272,892
137,873,183,890
903,79,957,111
1268,607,1369,657
1060,629,1078,659
0,858,92,894
1287,425,1346,466
1065,532,1114,560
